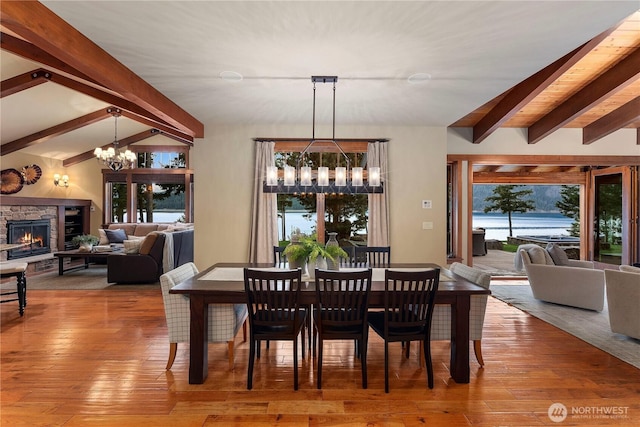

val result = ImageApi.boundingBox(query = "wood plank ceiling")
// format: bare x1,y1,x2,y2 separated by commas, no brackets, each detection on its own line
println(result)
450,11,640,147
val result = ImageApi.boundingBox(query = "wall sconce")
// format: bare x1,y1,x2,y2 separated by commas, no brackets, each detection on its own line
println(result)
53,174,69,187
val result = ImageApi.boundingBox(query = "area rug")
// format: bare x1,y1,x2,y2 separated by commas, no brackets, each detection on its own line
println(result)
490,284,640,369
0,266,158,291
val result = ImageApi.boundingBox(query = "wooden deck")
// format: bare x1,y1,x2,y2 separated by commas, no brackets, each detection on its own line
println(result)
1,287,639,426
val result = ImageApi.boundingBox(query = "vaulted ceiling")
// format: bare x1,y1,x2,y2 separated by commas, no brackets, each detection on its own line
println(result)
1,1,639,170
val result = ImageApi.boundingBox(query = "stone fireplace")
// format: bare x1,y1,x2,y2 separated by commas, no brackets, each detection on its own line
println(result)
6,219,52,260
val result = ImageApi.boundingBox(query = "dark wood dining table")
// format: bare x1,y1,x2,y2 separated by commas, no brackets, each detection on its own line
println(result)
169,262,491,385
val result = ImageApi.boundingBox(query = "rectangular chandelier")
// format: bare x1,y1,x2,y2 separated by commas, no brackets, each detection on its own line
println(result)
262,76,383,194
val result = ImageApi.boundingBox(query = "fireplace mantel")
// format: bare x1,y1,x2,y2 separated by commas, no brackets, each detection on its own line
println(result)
1,197,92,207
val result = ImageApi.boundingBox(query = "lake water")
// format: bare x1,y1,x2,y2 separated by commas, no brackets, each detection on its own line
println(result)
472,212,573,241
279,211,574,241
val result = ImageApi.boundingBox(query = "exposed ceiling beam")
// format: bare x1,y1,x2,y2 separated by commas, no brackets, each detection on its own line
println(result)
471,27,615,144
44,69,178,131
1,31,100,86
583,96,640,144
0,68,49,97
448,154,640,166
0,1,204,138
63,129,159,167
473,171,586,184
119,110,193,144
1,108,112,155
528,47,640,144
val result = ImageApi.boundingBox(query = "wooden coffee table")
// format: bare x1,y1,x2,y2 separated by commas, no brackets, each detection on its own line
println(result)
53,249,122,276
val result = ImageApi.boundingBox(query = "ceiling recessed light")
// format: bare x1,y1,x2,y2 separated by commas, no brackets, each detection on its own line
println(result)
407,73,431,84
219,71,243,82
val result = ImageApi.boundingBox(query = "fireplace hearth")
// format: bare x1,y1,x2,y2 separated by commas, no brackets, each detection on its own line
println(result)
7,220,51,260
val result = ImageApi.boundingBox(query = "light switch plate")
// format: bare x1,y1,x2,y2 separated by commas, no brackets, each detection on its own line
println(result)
422,221,433,230
422,200,432,209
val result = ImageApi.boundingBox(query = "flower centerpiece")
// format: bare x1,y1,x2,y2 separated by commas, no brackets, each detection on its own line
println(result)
283,233,349,277
71,234,99,252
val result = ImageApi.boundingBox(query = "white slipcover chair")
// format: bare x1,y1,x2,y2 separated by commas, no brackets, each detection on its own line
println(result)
517,244,605,311
431,262,492,366
160,262,247,370
605,267,640,340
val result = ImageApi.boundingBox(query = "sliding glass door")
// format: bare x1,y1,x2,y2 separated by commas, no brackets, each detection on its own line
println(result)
590,166,637,266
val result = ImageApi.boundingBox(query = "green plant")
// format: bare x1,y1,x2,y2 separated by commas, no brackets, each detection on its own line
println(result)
283,234,348,263
71,234,99,246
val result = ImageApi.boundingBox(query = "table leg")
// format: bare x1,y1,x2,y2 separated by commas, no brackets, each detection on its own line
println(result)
188,295,209,384
58,256,64,275
449,294,471,383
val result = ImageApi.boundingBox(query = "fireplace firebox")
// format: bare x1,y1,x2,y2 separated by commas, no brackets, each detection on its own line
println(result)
7,220,51,260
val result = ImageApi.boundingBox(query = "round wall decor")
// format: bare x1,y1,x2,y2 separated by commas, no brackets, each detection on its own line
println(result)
21,164,42,185
1,168,25,194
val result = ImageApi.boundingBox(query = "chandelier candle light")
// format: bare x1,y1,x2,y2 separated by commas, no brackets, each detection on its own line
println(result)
93,108,137,171
264,76,382,194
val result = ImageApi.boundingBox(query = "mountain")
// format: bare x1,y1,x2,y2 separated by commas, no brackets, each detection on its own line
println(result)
472,184,576,213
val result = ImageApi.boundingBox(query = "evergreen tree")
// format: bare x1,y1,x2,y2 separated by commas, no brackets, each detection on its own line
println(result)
483,185,535,237
556,185,580,236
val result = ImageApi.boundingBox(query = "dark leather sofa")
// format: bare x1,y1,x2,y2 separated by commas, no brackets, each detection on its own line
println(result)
106,229,194,284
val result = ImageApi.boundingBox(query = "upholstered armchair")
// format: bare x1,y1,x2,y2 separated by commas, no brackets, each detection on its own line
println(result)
605,267,640,340
160,262,248,370
431,262,492,366
516,244,605,311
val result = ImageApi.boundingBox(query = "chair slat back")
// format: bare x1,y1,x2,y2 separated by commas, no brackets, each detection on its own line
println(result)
244,268,302,330
273,246,287,267
383,269,440,334
353,246,391,267
315,269,372,329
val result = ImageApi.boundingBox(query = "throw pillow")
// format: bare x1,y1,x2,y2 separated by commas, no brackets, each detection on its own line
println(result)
98,228,109,245
525,245,548,265
546,243,570,266
619,265,640,274
123,239,143,254
139,232,158,255
105,228,127,244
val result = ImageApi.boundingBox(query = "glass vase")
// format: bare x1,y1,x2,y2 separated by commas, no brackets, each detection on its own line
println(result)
325,232,340,270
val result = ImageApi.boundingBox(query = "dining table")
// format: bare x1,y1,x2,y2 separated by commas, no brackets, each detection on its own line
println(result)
169,262,491,385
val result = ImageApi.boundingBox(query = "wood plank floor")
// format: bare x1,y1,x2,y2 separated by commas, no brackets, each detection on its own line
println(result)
1,287,639,426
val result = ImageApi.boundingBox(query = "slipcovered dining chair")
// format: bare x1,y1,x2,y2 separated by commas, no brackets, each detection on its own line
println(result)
352,246,391,267
244,268,307,390
314,268,372,389
160,262,248,371
430,262,492,366
368,268,440,392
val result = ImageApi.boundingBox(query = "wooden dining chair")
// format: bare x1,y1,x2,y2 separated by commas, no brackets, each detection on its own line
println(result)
0,262,27,316
368,268,440,392
273,245,287,267
244,268,307,390
314,268,372,389
352,246,390,267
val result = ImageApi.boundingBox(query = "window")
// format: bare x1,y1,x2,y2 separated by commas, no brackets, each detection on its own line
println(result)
275,142,370,245
102,145,193,224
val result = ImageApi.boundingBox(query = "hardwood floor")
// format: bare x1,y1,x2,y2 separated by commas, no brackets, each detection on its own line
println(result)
1,287,639,426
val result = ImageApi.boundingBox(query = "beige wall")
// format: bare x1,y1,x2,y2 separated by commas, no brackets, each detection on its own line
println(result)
1,151,105,235
192,124,449,270
4,125,635,270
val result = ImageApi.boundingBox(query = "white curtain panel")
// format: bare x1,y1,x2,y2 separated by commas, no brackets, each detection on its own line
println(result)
367,141,389,246
249,141,278,263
